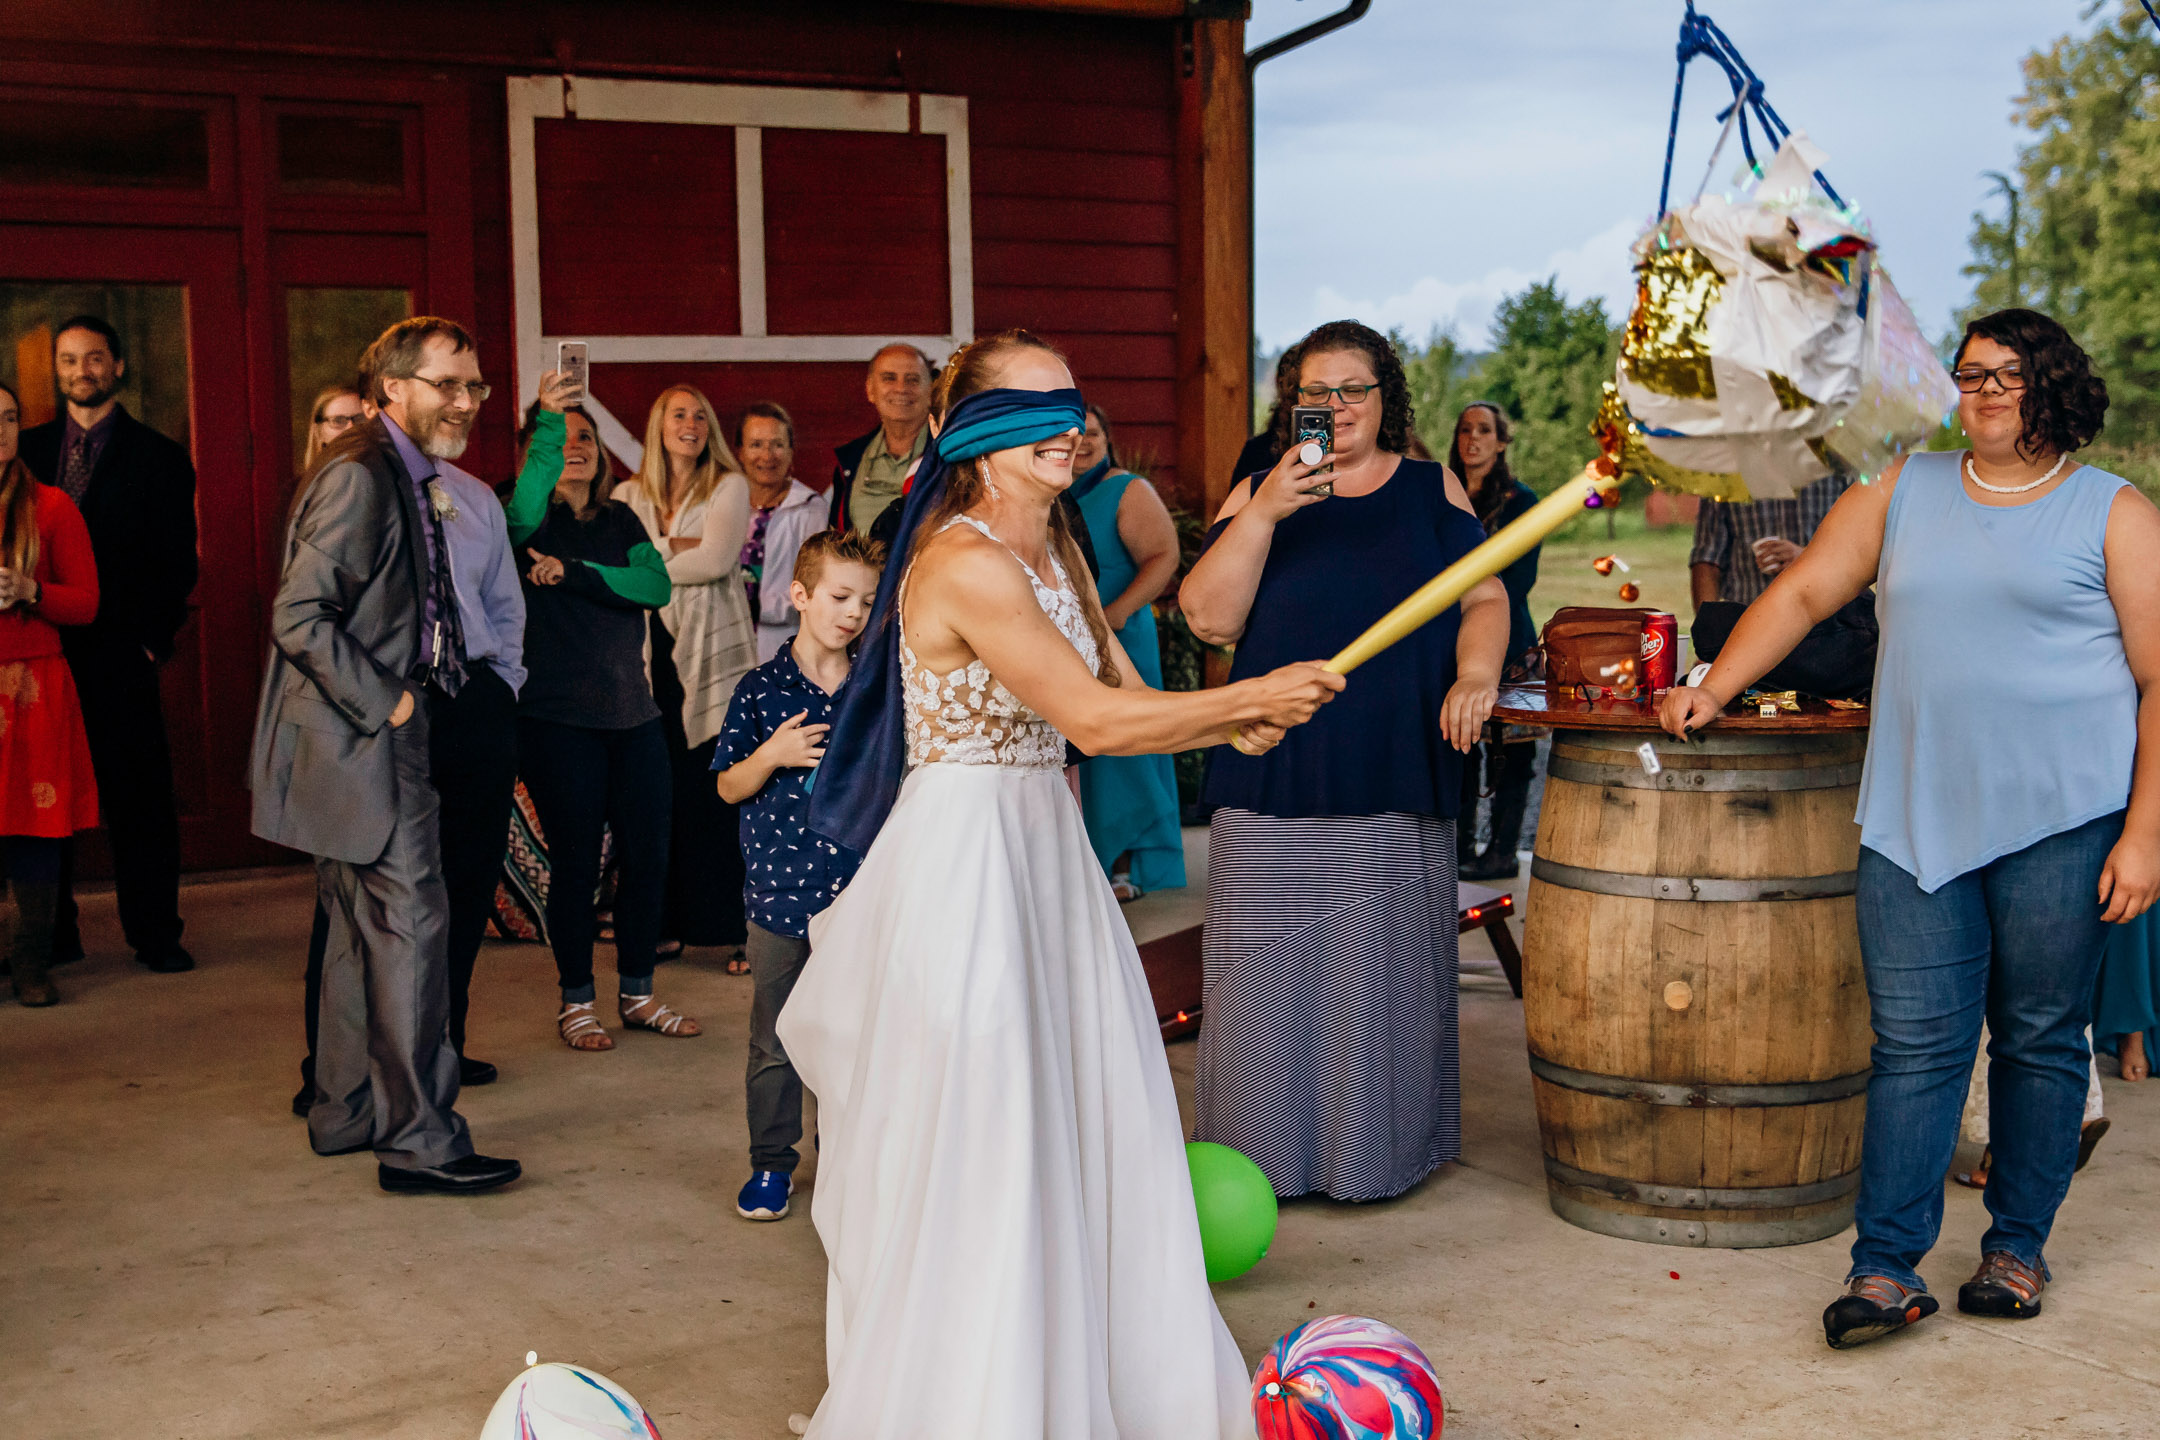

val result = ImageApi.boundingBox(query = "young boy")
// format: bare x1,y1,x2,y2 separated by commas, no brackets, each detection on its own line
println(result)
713,529,885,1221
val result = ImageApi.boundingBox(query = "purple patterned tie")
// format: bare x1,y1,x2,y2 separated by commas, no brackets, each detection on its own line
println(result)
60,433,92,504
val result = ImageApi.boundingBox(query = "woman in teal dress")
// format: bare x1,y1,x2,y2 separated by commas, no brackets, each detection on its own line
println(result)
1070,403,1187,899
2095,913,2157,1081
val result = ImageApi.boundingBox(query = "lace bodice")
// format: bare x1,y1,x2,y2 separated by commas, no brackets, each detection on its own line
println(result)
900,516,1099,770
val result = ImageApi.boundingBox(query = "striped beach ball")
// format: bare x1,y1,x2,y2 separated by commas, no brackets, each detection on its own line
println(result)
1253,1315,1444,1440
478,1356,663,1439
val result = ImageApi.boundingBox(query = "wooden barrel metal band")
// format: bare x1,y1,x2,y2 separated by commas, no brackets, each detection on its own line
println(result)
1545,754,1866,793
1529,857,1858,903
1541,1195,1857,1249
1541,1155,1861,1211
1526,1053,1871,1108
1555,730,1866,759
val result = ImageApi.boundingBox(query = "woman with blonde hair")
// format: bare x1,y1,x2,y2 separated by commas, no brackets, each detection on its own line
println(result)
0,380,101,1006
301,383,368,473
782,330,1343,1437
622,384,757,967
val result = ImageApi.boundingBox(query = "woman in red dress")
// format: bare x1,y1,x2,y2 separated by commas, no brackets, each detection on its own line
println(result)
0,379,101,1006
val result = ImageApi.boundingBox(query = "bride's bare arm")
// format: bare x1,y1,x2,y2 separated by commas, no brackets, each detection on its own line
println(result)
909,531,1342,756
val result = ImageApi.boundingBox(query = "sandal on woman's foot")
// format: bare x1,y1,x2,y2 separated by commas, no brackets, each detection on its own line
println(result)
654,938,683,962
1953,1145,1992,1189
2121,1032,2149,1082
1824,1275,1937,1350
1111,879,1142,903
620,995,702,1036
1958,1251,2045,1318
558,1001,614,1052
2077,1116,2111,1172
723,948,750,977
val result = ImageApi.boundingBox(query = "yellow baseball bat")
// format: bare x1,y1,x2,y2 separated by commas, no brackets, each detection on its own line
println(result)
1231,465,1618,755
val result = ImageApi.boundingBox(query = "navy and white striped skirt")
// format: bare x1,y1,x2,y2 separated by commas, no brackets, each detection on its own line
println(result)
1193,808,1459,1202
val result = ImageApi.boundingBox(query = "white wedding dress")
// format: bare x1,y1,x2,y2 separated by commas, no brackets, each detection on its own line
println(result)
779,516,1255,1439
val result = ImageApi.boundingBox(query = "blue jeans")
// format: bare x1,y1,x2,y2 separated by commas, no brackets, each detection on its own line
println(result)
1849,811,2121,1289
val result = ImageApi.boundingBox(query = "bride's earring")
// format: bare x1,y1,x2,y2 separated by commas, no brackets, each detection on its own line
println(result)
981,460,1000,501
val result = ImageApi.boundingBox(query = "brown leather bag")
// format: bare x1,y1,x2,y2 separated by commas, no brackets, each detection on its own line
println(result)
1541,606,1655,695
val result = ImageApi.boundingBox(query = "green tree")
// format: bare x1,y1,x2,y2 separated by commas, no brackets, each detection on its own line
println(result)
1474,279,1620,494
1963,3,2160,445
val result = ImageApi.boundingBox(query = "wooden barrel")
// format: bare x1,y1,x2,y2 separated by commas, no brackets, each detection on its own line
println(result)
1521,726,1872,1248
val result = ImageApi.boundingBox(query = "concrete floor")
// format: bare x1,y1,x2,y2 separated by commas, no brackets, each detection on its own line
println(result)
5,835,2157,1439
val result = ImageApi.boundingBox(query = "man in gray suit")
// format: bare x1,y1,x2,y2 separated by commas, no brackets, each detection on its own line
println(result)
251,316,519,1194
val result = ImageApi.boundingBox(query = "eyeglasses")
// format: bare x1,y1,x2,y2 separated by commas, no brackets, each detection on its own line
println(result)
316,411,362,430
1295,382,1377,405
404,374,493,404
1952,364,2025,394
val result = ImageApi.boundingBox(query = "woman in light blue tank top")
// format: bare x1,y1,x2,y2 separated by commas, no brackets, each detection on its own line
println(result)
1661,310,2160,1349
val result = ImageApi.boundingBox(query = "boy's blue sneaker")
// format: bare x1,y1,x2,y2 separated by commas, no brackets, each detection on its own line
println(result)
737,1170,792,1221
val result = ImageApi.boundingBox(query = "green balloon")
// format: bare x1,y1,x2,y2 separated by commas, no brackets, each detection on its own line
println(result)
1186,1141,1278,1282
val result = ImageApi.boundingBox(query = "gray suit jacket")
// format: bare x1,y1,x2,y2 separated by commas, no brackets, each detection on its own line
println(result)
249,420,429,865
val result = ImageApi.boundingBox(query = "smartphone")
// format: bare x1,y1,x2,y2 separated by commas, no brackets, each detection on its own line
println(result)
1290,405,1335,497
556,340,589,405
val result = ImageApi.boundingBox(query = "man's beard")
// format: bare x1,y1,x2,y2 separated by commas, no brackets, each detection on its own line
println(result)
412,406,471,461
62,376,120,410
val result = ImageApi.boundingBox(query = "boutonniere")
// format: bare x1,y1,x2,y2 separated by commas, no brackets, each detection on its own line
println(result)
426,479,461,523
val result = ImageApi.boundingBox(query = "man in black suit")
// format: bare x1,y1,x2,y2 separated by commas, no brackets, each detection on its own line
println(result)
251,316,518,1194
19,316,197,974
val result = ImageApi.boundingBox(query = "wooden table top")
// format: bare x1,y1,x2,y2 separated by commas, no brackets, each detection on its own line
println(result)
1491,685,1872,734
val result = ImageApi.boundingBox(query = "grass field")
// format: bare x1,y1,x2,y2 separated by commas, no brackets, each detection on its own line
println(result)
1529,502,1697,634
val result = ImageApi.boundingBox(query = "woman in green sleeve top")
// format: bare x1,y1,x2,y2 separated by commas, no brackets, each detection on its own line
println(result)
508,401,701,1053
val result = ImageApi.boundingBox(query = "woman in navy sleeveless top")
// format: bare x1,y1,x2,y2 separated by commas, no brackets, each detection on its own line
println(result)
1180,322,1510,1201
1663,310,2160,1348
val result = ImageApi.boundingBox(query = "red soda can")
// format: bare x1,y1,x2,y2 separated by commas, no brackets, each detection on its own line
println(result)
1640,612,1678,694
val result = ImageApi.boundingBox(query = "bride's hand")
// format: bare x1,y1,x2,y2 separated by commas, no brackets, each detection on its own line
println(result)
1250,661,1346,729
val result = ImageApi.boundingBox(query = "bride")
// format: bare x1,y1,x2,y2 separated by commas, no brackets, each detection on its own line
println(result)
784,330,1344,1438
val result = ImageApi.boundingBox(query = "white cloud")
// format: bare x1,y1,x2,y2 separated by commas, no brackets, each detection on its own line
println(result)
1274,215,1644,351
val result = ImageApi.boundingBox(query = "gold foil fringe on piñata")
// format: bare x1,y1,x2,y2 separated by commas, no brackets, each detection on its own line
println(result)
1619,233,1723,403
1594,383,1751,503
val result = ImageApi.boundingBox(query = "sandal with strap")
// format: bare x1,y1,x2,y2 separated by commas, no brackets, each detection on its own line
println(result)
1959,1251,2046,1319
620,995,702,1037
1823,1275,1938,1350
557,1001,614,1052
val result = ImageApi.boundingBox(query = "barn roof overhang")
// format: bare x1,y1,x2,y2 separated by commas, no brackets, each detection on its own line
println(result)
907,0,1250,17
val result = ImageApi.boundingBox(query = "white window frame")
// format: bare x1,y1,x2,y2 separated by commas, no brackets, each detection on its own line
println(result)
507,74,973,465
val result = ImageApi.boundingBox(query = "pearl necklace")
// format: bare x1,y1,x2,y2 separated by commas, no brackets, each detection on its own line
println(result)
1965,451,2068,495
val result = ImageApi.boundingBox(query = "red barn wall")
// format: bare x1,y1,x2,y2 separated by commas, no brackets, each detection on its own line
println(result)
0,0,1211,870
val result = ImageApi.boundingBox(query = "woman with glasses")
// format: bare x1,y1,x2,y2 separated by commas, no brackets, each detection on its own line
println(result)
1070,402,1185,901
735,401,826,664
302,384,368,473
623,386,757,971
1179,319,1511,1202
1662,308,2160,1348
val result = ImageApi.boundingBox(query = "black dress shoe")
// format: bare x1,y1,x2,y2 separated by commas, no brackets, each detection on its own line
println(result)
135,945,195,974
378,1154,522,1194
292,1086,313,1119
459,1056,499,1087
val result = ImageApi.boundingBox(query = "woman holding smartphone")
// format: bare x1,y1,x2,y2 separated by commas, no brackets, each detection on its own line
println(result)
1178,319,1511,1202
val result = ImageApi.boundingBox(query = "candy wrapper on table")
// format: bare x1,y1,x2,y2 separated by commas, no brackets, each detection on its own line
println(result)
1604,131,1955,501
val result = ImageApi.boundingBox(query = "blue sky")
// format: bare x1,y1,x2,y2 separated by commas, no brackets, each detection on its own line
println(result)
1249,0,2105,350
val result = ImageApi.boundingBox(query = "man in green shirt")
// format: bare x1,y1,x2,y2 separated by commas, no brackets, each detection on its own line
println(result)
828,343,934,534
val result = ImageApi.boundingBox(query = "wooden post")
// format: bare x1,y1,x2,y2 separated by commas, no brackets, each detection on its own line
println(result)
1178,17,1247,691
1175,16,1249,526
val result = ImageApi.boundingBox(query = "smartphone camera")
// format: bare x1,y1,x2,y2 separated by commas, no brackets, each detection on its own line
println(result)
1290,404,1335,497
556,341,589,405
